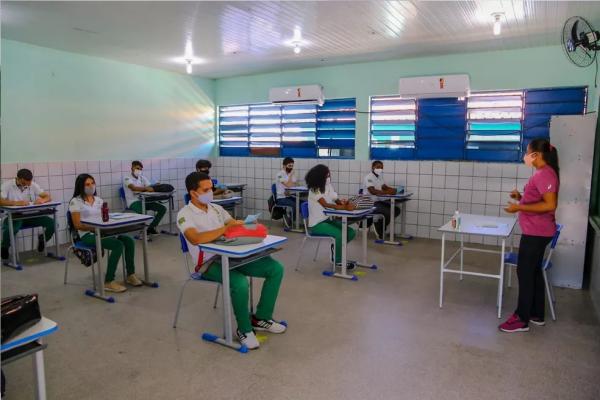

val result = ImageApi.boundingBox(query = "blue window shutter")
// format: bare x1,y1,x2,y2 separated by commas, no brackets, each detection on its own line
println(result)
369,95,417,160
417,98,466,160
316,98,356,158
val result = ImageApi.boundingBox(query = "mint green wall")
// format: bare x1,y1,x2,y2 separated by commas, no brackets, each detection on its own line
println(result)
215,45,597,160
1,39,216,163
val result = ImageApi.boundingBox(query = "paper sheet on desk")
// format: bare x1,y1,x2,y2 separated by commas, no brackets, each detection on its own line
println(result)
244,213,261,224
109,213,132,220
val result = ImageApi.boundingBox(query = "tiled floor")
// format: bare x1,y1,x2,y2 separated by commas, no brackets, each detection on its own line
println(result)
2,225,599,400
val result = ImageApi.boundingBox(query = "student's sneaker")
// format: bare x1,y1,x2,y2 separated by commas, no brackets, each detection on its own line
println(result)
104,281,127,293
335,261,356,271
282,213,292,228
1,247,9,260
147,227,160,235
251,316,287,334
37,234,46,252
529,317,546,326
126,274,143,287
237,329,260,350
499,313,530,333
330,244,335,264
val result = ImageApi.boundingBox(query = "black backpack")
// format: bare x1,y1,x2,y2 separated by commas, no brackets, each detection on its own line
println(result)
268,195,284,220
151,183,175,192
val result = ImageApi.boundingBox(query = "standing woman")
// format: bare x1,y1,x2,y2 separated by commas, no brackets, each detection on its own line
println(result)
500,138,560,333
69,174,143,293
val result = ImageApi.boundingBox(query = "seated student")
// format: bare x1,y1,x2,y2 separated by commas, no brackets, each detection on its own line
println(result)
70,174,142,293
123,160,166,235
1,168,54,260
177,172,286,350
364,160,400,239
196,160,225,196
274,157,299,227
305,164,356,267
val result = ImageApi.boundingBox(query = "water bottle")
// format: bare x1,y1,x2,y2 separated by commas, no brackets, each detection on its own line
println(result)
452,210,461,231
101,202,109,222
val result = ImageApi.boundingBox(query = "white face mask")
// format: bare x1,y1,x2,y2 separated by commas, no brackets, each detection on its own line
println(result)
133,169,142,178
374,168,383,175
84,185,96,196
194,190,213,204
326,177,331,185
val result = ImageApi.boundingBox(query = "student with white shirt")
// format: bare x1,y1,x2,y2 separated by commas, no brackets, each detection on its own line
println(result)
177,172,286,350
274,157,298,227
0,169,54,260
305,164,356,267
364,160,400,239
123,161,166,235
195,159,226,196
69,174,142,293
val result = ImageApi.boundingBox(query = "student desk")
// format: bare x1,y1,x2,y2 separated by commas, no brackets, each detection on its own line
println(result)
80,213,156,303
438,213,517,318
376,193,414,245
211,196,243,219
0,202,64,270
286,186,308,233
136,191,177,236
322,207,378,280
199,235,288,353
223,183,247,196
1,317,58,400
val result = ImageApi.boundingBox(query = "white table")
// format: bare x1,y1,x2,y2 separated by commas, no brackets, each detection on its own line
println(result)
1,317,58,400
81,213,155,302
211,196,243,219
199,235,288,353
322,207,378,280
136,191,177,236
438,213,517,318
0,202,64,270
286,186,308,233
223,183,247,214
376,193,414,245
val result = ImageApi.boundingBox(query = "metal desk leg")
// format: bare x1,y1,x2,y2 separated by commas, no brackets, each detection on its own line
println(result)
295,194,301,232
160,196,177,236
47,210,64,260
141,226,158,288
498,239,506,319
201,255,247,352
383,199,401,245
439,233,445,308
356,217,377,270
329,216,356,280
5,212,22,270
85,227,114,302
141,196,146,215
459,235,464,281
33,342,47,400
399,199,413,240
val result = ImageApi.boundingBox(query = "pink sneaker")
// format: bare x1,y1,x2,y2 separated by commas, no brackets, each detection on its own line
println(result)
499,313,530,333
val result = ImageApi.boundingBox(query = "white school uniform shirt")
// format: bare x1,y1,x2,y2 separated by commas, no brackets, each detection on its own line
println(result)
0,179,46,203
274,169,297,198
363,172,386,201
176,202,232,273
123,174,151,207
307,183,338,228
68,196,104,237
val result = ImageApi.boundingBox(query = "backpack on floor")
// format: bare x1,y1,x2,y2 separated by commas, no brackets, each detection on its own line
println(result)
268,195,284,220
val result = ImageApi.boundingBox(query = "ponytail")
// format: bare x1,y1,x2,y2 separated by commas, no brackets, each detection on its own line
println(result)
528,138,560,181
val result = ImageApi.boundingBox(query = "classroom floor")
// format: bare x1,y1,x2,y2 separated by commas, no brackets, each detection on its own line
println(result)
2,224,600,400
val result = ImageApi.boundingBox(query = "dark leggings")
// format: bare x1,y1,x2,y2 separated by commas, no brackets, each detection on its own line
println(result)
516,234,552,323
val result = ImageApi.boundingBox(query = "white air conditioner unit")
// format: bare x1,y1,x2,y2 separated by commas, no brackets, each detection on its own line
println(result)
398,74,470,99
269,84,324,106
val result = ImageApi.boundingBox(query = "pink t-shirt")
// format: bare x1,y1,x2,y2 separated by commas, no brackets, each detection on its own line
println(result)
518,165,559,237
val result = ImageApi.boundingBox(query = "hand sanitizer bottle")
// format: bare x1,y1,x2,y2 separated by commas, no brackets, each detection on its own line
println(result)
452,210,461,231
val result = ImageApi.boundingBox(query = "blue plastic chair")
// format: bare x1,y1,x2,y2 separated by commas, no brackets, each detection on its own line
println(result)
270,183,294,229
118,187,130,210
504,224,562,321
63,211,99,290
184,193,191,205
295,201,336,272
358,188,386,241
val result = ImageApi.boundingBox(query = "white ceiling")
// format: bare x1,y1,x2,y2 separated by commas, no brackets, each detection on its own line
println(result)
3,1,600,79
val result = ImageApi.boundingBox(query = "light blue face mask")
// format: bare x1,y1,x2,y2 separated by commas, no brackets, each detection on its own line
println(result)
84,185,96,196
194,190,213,204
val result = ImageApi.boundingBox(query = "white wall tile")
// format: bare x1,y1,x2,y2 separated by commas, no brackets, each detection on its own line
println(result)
49,175,63,190
432,161,445,175
458,176,473,190
418,187,432,200
419,174,432,187
407,174,419,187
432,175,445,188
486,177,501,191
99,161,111,173
458,190,471,203
473,163,487,177
431,201,444,214
445,162,459,176
1,163,18,178
48,162,63,176
471,191,486,204
407,162,420,174
459,162,474,176
487,164,502,177
419,161,433,175
444,189,458,202
445,175,459,189
501,164,517,178
33,162,49,177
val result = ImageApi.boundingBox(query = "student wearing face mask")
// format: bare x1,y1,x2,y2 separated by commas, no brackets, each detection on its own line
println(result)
123,161,166,235
499,138,560,333
364,160,400,239
195,159,226,196
69,174,142,293
274,157,299,227
1,168,54,260
177,172,286,350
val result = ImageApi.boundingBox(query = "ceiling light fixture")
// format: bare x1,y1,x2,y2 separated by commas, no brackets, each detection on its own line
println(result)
289,26,304,55
492,12,504,36
186,60,193,74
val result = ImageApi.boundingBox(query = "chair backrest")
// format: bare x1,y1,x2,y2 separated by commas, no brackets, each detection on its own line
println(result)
118,187,126,199
66,210,78,245
542,223,563,271
271,183,278,200
184,193,191,205
551,223,563,249
300,201,309,220
358,188,364,195
212,178,218,186
179,233,189,253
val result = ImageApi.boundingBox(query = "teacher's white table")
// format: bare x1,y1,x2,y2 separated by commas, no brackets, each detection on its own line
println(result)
199,235,288,353
286,186,308,233
80,213,155,303
438,213,517,318
0,202,64,270
376,193,414,245
1,317,58,400
136,191,177,236
323,207,378,280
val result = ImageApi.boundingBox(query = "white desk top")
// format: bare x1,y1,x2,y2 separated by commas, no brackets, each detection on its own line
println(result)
1,317,58,352
378,192,414,200
0,201,62,212
199,235,287,258
324,207,375,217
287,186,308,192
137,191,175,197
81,213,153,228
212,196,243,205
438,213,517,237
224,183,247,188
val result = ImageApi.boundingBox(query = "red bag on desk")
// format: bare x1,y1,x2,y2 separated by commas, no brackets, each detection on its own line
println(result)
219,223,268,246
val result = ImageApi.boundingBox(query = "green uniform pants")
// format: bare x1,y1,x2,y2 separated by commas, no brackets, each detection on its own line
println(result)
80,233,136,283
202,256,284,334
129,200,166,230
310,220,356,263
2,216,55,249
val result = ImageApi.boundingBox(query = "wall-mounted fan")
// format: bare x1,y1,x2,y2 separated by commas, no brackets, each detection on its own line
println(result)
562,16,600,67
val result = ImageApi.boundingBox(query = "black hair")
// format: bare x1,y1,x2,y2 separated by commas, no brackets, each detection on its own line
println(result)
372,160,383,168
16,169,33,181
185,172,211,194
132,160,143,169
196,159,212,171
283,157,294,165
528,138,560,180
305,164,330,194
72,174,96,200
